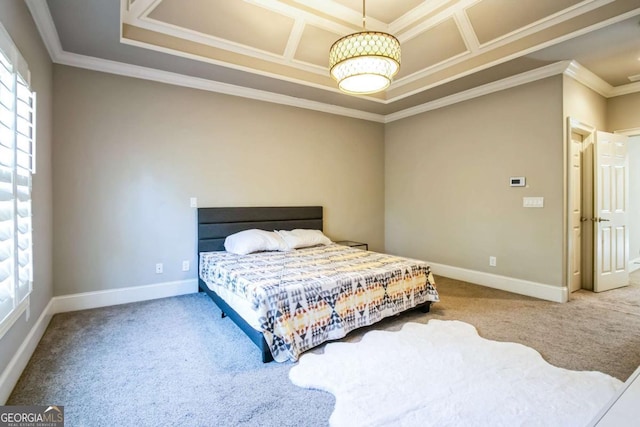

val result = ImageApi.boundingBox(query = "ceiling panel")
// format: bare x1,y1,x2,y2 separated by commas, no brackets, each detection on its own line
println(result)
399,18,468,78
37,0,640,117
123,24,335,87
148,0,295,55
333,0,426,23
527,15,640,86
397,0,460,34
295,25,342,67
467,0,586,44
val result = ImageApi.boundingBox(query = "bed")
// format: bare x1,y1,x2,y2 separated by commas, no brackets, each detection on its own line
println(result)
197,206,439,362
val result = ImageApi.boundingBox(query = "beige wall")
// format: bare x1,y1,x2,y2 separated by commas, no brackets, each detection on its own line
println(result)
0,5,636,398
563,76,607,131
52,65,385,295
0,3,53,377
385,76,565,286
607,92,640,132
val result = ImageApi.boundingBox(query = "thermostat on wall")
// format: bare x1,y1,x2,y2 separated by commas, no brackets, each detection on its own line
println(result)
510,177,526,187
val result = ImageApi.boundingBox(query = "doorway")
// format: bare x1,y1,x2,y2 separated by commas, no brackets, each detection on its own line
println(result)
567,119,595,293
628,134,640,273
567,119,631,296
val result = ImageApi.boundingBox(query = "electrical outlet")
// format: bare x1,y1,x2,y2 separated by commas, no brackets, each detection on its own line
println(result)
489,256,497,267
155,263,163,274
190,197,198,208
182,260,190,272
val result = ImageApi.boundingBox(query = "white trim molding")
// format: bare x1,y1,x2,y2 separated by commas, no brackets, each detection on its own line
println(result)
55,50,387,123
428,261,569,303
564,61,612,97
0,297,30,342
0,279,198,404
24,0,63,60
615,127,640,137
25,0,640,124
386,61,571,122
50,279,198,314
630,257,640,274
0,299,53,404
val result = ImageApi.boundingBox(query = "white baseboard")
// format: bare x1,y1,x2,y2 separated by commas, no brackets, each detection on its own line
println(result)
50,279,198,314
0,278,199,404
428,261,568,303
629,258,640,273
0,299,54,404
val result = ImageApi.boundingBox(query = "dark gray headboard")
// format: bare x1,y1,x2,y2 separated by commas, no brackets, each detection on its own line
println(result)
197,206,323,253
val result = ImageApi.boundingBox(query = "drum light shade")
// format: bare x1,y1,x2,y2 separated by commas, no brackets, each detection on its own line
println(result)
329,31,401,95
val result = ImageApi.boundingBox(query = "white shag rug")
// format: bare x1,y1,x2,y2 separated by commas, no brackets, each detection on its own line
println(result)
288,320,622,427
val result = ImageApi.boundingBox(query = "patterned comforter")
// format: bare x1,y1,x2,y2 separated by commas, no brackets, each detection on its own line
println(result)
199,244,439,362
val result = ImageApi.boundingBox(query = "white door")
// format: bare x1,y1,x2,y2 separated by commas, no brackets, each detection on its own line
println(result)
594,131,629,292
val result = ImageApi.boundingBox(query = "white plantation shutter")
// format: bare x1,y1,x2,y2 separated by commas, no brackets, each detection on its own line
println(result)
0,23,34,337
15,76,34,303
0,50,16,325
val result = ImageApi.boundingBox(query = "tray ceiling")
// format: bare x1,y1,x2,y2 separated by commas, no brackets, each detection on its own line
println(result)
35,0,640,119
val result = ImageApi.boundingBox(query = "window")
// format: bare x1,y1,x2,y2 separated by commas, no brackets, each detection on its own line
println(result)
0,23,35,339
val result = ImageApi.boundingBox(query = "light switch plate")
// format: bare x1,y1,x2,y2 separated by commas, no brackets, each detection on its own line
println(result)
523,197,544,208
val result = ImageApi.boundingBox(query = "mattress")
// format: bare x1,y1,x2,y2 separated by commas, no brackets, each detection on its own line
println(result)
202,276,263,330
199,243,439,362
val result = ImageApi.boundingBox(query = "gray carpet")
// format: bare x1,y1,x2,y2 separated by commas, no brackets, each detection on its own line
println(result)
8,294,335,426
8,274,640,426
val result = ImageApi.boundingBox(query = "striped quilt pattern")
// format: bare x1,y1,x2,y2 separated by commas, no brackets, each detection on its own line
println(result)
200,244,439,362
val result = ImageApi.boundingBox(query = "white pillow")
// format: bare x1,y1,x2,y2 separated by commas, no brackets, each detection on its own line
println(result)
276,229,332,250
224,229,287,255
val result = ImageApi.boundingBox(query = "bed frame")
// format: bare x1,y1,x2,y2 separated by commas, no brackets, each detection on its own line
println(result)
197,205,432,363
197,206,324,362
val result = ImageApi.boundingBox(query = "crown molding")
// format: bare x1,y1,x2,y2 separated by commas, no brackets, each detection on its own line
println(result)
563,60,612,97
58,50,387,122
614,127,640,136
563,60,640,98
26,0,384,123
24,0,64,59
385,61,572,123
24,0,640,125
609,81,640,97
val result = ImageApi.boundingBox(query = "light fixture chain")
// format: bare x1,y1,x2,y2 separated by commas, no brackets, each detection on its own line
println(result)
329,0,401,95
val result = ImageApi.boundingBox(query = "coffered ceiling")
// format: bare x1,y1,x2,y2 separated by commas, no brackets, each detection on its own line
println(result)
29,0,640,121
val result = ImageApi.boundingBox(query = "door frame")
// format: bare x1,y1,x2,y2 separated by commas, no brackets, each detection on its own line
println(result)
566,118,595,299
614,127,640,275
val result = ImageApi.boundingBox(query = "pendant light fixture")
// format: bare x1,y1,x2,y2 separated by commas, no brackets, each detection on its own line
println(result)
329,0,401,95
